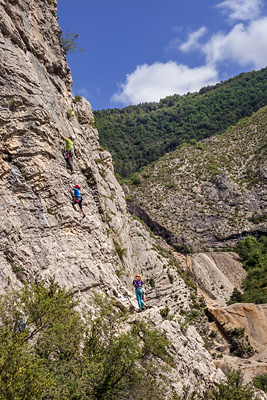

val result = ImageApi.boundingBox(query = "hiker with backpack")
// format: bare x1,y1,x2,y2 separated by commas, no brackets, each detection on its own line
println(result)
71,184,86,218
133,274,146,312
58,128,75,173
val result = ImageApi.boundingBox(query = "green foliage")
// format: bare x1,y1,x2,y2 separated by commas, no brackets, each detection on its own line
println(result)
0,277,80,400
249,213,267,224
160,306,170,319
66,110,72,119
0,280,173,400
224,327,254,358
236,236,266,268
208,163,218,170
11,264,24,273
228,287,243,304
253,374,267,393
167,271,174,283
114,243,126,260
73,95,82,103
125,194,134,202
94,67,267,177
228,236,267,304
131,174,141,185
176,369,260,399
61,29,85,55
149,277,156,287
207,369,259,400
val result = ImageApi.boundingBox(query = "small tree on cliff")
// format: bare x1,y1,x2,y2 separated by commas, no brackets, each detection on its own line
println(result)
61,29,85,54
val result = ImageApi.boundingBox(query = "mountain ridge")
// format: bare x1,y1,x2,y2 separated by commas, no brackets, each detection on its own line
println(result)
94,68,267,177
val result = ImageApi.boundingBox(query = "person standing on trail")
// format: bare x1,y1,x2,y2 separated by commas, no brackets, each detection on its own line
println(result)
58,128,75,173
71,184,86,218
133,274,145,312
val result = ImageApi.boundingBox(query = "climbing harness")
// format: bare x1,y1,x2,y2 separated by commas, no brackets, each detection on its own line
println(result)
64,150,74,172
64,150,73,159
72,196,83,206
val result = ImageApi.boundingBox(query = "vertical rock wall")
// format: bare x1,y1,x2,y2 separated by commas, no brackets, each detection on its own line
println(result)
0,0,131,298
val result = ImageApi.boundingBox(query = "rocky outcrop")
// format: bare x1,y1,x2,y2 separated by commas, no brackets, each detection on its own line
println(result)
142,307,223,397
208,303,267,390
188,252,247,306
128,202,191,252
209,303,267,356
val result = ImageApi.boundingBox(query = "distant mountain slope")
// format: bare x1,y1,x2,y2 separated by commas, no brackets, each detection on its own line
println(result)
94,68,267,177
128,106,267,251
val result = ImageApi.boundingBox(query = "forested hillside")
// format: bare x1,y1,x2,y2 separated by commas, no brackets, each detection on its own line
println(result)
94,67,267,177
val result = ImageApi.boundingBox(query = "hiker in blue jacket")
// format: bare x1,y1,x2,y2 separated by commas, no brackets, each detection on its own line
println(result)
71,184,86,218
133,274,145,311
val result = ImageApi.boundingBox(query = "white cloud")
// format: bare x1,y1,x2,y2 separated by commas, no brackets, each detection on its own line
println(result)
76,87,88,96
217,0,263,21
203,17,267,68
179,27,207,52
166,38,181,52
111,1,267,106
111,62,218,105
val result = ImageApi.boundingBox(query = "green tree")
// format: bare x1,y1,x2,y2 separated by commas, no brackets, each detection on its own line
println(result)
229,236,267,304
0,280,173,400
61,29,85,54
0,277,76,399
253,374,267,393
79,294,172,399
228,287,243,304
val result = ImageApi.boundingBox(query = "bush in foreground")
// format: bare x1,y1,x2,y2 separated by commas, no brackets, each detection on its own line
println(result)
0,278,172,400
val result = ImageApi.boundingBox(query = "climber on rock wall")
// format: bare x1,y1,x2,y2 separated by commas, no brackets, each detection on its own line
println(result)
71,184,86,218
58,128,75,173
133,274,146,312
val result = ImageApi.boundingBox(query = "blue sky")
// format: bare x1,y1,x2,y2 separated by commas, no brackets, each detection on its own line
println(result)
57,0,267,111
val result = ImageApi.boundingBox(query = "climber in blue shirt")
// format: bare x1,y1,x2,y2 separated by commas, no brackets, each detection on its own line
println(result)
73,186,81,198
71,184,86,218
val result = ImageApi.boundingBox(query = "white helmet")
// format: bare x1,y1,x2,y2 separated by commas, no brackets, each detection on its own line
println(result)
69,134,75,141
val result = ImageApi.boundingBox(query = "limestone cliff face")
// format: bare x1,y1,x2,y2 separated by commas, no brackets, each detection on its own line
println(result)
0,0,226,396
188,252,247,307
210,303,267,354
0,0,125,298
209,303,267,387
